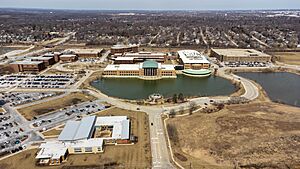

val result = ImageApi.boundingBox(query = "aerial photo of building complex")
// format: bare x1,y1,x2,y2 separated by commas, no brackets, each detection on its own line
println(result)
0,0,300,169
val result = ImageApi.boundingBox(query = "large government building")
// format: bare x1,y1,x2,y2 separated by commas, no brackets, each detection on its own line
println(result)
211,48,272,63
178,50,211,69
103,60,176,80
177,50,212,77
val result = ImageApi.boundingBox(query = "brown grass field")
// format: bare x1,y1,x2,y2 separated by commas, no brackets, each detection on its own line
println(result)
272,52,300,65
17,92,96,120
167,102,300,169
0,108,151,169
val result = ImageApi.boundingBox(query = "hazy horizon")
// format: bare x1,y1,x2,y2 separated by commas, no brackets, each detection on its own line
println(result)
0,0,300,11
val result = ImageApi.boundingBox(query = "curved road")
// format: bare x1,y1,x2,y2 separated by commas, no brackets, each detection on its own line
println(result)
0,65,260,169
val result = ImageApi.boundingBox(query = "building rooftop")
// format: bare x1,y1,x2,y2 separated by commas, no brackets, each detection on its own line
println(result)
36,138,104,160
183,69,212,75
10,60,44,65
178,50,210,64
104,64,140,71
58,116,96,141
60,54,77,58
68,48,103,54
211,48,271,57
123,52,166,57
111,44,138,49
95,116,130,140
30,56,53,61
142,60,159,69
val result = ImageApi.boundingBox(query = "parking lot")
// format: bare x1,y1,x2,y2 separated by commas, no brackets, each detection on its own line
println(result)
32,100,107,130
0,74,75,89
224,61,269,67
0,108,28,155
79,58,101,63
0,92,58,107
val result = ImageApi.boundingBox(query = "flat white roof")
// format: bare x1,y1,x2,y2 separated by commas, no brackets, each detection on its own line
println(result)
104,64,140,71
111,44,138,49
115,57,135,61
10,60,44,65
95,116,130,140
104,63,174,71
178,50,210,64
36,138,104,159
123,52,165,57
211,48,271,57
60,54,77,58
161,64,175,70
68,49,103,54
36,142,67,159
30,56,53,61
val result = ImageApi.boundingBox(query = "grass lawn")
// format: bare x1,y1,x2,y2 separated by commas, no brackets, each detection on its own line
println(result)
272,52,300,65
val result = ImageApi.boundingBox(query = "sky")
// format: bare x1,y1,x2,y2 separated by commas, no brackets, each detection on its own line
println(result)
0,0,300,10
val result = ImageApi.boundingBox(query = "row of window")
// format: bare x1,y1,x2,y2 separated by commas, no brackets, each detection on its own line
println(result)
73,147,102,153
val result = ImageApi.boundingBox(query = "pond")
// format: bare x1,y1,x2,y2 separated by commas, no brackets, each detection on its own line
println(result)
237,72,300,107
91,75,236,100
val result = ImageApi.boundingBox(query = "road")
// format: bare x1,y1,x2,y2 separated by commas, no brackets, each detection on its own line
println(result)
0,66,260,168
0,59,262,168
99,50,110,63
0,32,75,65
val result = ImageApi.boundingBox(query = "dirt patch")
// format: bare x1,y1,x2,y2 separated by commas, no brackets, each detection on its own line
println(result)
271,52,300,65
42,128,62,137
0,65,15,74
167,102,300,169
17,92,96,120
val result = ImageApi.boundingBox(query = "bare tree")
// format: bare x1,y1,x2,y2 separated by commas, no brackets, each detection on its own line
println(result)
189,101,197,115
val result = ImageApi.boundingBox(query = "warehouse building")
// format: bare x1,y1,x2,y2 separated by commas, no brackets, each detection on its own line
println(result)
111,44,139,55
10,60,46,73
36,115,132,166
103,60,176,79
178,50,211,70
113,52,166,64
211,48,272,63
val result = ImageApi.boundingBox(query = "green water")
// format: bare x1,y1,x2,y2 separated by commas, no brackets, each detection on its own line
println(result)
91,75,236,100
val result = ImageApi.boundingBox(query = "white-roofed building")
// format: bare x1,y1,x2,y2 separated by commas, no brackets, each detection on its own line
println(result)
95,116,130,141
177,50,211,69
111,44,139,55
113,51,166,64
58,116,96,141
103,60,176,80
36,138,104,166
36,115,133,166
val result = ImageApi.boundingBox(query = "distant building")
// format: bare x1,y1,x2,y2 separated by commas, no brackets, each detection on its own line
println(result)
211,48,272,63
43,52,62,62
10,60,46,73
59,54,78,63
67,49,103,58
30,56,55,67
111,44,139,55
36,115,133,166
177,50,211,70
113,52,166,64
104,60,176,80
